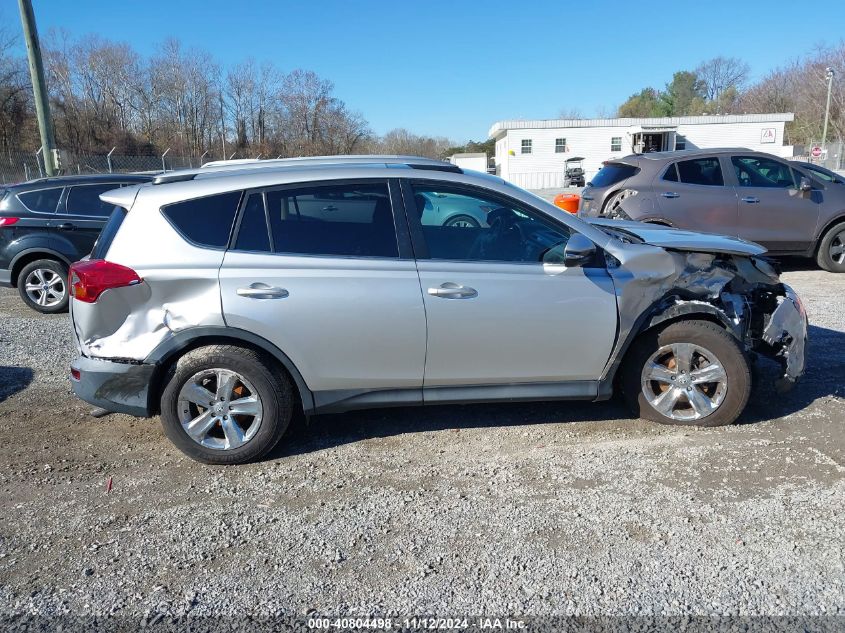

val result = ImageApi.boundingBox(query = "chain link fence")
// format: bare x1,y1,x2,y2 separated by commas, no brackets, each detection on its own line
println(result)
0,148,218,185
793,140,844,172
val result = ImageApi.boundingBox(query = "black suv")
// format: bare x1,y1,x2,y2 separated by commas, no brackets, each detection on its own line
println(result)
0,174,153,313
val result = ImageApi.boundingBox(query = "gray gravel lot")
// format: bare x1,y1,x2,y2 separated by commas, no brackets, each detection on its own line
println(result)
0,266,844,625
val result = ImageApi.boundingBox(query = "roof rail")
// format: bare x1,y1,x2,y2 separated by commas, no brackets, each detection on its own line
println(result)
151,155,456,185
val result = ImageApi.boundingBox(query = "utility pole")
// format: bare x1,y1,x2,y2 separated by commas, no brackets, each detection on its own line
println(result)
18,0,57,176
822,67,835,158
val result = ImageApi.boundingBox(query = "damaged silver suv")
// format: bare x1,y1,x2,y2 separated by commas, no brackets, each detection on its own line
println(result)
68,157,808,465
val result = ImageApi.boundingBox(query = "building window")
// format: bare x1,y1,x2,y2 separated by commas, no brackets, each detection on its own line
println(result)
555,138,567,153
676,135,686,150
610,137,622,152
521,139,532,154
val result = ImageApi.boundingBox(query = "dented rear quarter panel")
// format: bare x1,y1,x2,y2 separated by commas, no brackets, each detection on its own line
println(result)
71,189,226,360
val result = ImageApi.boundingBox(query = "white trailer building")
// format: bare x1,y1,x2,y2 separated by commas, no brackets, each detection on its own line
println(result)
489,113,795,189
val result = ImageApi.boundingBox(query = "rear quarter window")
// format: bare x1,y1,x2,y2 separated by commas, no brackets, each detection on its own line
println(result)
590,163,639,188
91,206,129,259
18,187,63,213
162,191,243,249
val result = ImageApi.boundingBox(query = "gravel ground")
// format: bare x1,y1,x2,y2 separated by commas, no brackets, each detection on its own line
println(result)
0,266,844,628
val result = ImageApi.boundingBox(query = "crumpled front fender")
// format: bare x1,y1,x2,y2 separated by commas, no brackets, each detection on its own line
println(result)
761,284,808,391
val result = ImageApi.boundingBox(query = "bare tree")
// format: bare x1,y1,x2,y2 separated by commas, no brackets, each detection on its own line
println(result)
696,56,751,102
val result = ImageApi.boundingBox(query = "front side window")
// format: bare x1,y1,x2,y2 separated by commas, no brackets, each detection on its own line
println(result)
555,138,567,153
162,191,242,248
411,184,571,263
732,156,796,188
66,183,125,217
676,158,724,186
18,187,62,213
521,139,532,154
264,182,397,258
610,137,622,152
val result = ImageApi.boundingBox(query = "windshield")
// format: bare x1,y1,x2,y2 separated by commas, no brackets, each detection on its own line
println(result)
589,163,639,188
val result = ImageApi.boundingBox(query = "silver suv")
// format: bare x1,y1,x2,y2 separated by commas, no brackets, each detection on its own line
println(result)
578,148,845,272
69,157,807,464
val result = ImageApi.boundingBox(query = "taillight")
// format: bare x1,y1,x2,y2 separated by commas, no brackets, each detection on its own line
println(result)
70,368,81,381
0,217,20,227
69,259,142,303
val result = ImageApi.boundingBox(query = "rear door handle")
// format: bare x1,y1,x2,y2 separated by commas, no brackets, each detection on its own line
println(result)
427,283,478,299
741,196,760,204
236,283,289,299
660,192,680,199
57,222,76,230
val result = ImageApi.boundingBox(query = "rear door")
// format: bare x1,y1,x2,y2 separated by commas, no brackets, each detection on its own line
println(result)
58,182,132,260
729,155,821,253
653,156,739,235
219,179,427,407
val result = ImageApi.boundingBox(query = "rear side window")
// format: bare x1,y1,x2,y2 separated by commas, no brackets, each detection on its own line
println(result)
91,206,128,259
676,158,724,186
162,191,242,249
590,163,638,188
263,182,397,258
66,183,124,217
18,187,62,213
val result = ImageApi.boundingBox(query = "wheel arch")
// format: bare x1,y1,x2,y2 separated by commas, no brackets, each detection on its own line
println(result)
597,298,741,400
10,248,72,287
144,326,316,416
815,213,845,253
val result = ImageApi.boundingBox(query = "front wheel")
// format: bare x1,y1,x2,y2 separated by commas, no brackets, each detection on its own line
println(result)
816,221,845,272
160,345,293,464
621,320,751,427
17,259,69,314
444,214,480,228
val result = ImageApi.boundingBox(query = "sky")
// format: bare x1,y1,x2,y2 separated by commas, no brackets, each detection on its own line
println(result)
9,0,845,142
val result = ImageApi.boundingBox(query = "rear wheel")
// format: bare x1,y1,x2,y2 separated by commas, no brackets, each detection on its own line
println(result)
160,345,293,464
816,221,845,272
602,190,633,219
17,259,69,314
621,320,751,427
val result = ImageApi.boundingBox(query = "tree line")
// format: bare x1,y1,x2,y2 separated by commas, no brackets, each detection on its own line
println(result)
0,25,460,160
616,48,844,146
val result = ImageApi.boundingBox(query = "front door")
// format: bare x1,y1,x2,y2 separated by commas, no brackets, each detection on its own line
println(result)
729,155,821,253
403,181,618,394
219,180,427,405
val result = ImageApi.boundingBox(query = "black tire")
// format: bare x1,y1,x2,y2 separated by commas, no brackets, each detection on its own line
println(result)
444,214,480,228
816,221,845,273
159,345,293,465
17,259,69,314
621,320,751,427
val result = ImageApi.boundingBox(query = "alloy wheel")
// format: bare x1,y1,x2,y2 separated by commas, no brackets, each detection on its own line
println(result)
830,230,845,265
24,268,66,308
640,342,728,422
177,369,264,450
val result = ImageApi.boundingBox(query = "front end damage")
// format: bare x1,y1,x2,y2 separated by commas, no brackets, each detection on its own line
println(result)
602,246,808,395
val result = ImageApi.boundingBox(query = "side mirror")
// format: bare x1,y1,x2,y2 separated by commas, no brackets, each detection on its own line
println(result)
562,234,596,267
800,176,813,193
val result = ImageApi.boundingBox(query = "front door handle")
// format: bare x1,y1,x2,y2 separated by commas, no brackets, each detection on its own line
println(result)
236,283,289,299
427,283,478,299
57,222,76,230
741,196,760,204
660,192,680,199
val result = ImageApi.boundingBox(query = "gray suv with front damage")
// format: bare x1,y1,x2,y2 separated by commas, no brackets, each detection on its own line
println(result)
579,148,845,272
68,158,807,465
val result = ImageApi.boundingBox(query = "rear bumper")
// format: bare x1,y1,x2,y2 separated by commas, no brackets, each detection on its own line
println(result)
70,355,155,417
0,268,11,287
